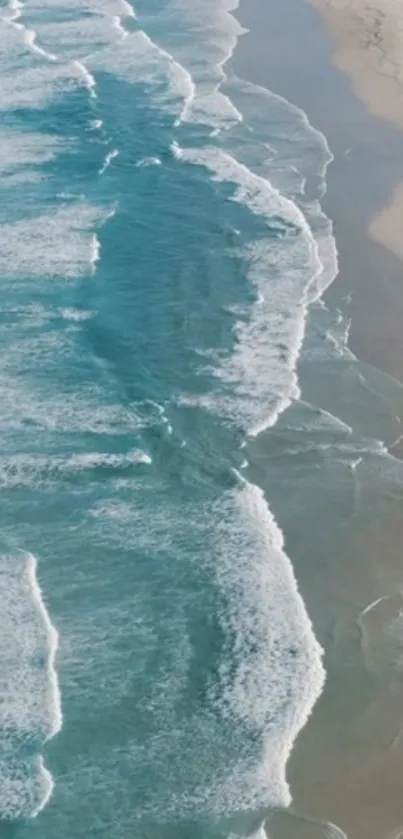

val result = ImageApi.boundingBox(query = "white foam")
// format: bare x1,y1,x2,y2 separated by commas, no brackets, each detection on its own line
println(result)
97,0,136,14
87,30,195,122
90,119,103,131
58,472,324,819
6,0,191,119
136,32,196,126
119,0,136,17
0,366,146,432
99,148,119,175
0,131,63,183
171,140,183,160
90,233,101,272
0,451,152,488
20,18,121,61
3,0,23,22
0,203,109,279
201,478,324,809
136,156,162,167
21,26,58,61
112,14,129,39
89,500,138,520
138,0,244,129
174,143,322,433
59,307,94,322
79,475,324,817
215,478,324,719
227,74,333,185
1,171,46,187
2,0,239,130
0,551,61,819
4,0,243,130
180,88,242,129
27,554,62,739
26,0,135,15
0,27,102,108
73,60,97,99
220,76,339,301
0,0,335,824
10,0,136,62
63,450,152,469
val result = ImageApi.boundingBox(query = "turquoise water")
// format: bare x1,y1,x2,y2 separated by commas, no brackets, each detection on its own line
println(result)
2,0,403,837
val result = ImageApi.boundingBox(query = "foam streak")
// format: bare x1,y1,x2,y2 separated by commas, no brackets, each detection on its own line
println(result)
0,552,61,819
73,60,97,99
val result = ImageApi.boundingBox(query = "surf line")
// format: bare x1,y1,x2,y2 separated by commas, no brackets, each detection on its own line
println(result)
22,28,58,61
6,3,99,102
112,15,129,40
6,2,58,63
5,0,23,23
74,60,98,99
26,552,63,740
99,149,119,175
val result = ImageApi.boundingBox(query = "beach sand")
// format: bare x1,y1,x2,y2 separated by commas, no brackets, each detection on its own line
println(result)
232,1,403,838
307,0,403,131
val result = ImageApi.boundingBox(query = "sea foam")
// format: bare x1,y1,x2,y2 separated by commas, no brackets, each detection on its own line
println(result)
58,476,324,822
0,0,337,827
99,148,119,175
207,478,325,808
0,23,100,109
0,203,109,279
87,29,196,123
173,143,322,434
132,0,244,129
0,451,152,489
0,131,64,187
0,552,61,819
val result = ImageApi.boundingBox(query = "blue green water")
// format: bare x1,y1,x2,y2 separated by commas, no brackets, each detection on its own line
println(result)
2,1,403,837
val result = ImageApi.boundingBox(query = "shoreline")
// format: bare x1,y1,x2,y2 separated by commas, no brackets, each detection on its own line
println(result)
231,0,403,390
230,1,403,838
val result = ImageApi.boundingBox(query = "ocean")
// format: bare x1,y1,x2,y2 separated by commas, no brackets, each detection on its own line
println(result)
2,0,403,837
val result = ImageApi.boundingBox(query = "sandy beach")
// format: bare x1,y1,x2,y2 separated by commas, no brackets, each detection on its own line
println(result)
232,1,403,838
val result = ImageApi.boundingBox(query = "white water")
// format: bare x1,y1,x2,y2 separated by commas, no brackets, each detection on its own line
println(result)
172,142,327,434
0,204,109,278
0,0,337,828
0,552,61,819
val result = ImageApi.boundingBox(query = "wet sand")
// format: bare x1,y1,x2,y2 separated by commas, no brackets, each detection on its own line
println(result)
233,0,403,386
232,1,403,838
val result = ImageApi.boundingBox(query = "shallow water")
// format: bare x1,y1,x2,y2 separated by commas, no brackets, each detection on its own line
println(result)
1,0,403,837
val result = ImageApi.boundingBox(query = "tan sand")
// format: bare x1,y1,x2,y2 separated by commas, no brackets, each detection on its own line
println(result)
369,181,403,262
307,0,403,128
307,0,403,263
